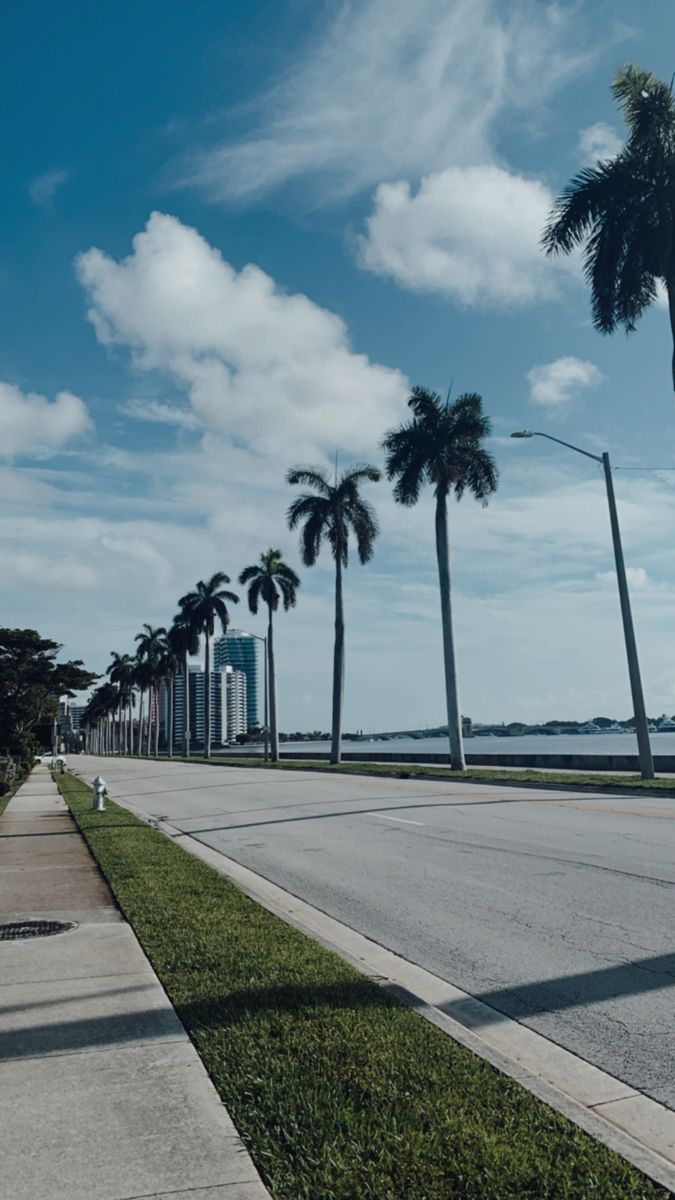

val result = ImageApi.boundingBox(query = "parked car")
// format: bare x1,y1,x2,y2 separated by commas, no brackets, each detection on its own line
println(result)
35,752,66,766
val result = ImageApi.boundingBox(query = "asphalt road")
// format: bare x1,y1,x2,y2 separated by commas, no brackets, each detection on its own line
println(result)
77,756,675,1109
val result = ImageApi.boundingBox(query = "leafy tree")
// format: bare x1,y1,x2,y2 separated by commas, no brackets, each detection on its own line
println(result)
383,389,497,770
239,549,300,761
543,64,675,388
179,574,239,758
0,628,97,766
287,463,380,764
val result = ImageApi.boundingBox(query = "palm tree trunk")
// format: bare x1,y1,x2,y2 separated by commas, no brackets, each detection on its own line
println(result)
330,555,345,765
435,489,465,771
145,690,152,756
268,605,279,762
667,278,675,391
118,706,123,756
204,629,211,759
168,675,174,758
184,653,191,757
154,686,160,757
137,691,144,756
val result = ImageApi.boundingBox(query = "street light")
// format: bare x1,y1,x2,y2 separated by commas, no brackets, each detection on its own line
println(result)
511,429,654,780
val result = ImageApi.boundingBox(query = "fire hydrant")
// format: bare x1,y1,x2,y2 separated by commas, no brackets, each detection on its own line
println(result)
92,775,107,812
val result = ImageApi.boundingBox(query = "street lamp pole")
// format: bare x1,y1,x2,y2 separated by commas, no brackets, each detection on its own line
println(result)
511,430,654,781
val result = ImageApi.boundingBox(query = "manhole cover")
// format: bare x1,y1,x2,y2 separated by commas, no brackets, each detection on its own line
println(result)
0,920,77,941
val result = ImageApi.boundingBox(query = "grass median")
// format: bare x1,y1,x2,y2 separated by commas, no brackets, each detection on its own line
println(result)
162,753,675,795
59,770,669,1200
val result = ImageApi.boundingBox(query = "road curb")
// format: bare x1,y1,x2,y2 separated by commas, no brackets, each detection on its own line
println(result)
92,782,675,1196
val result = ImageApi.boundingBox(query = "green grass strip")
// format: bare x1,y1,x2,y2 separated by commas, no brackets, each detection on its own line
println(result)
154,753,675,795
59,771,669,1200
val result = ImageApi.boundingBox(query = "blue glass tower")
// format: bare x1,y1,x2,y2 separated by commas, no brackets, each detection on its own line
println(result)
213,630,259,727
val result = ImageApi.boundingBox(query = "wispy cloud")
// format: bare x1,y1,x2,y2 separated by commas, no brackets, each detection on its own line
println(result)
181,0,591,204
119,398,202,430
28,168,70,208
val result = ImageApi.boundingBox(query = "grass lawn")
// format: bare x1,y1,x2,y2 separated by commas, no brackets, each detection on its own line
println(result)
58,771,668,1200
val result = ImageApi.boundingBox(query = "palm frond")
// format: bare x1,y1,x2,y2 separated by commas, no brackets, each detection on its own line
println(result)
238,564,260,586
286,465,331,495
246,576,263,615
299,509,327,566
287,493,328,530
277,575,299,610
348,497,379,565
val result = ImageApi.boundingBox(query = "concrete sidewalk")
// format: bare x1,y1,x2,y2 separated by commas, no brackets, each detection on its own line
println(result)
0,767,271,1200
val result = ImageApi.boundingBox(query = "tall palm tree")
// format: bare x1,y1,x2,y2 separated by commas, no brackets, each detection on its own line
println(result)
168,612,201,758
382,388,498,771
179,574,239,758
134,624,166,757
158,632,182,758
239,550,301,761
543,64,675,389
287,462,380,764
106,652,135,754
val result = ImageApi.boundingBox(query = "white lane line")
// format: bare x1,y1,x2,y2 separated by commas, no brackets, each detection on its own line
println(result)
369,812,425,826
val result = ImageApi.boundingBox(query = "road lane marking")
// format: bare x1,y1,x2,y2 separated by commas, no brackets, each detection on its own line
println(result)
369,812,425,826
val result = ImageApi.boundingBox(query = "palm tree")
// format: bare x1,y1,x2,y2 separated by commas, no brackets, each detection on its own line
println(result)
105,652,135,754
239,550,301,761
543,64,675,389
287,462,380,764
382,388,498,771
179,574,239,758
134,624,166,756
158,631,182,758
168,612,201,758
83,682,118,754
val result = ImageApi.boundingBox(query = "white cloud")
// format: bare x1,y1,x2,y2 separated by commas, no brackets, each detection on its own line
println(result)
76,212,407,460
0,382,92,458
183,0,589,202
29,168,69,208
119,397,202,430
356,166,565,307
596,566,650,590
527,357,603,411
578,122,622,165
6,552,98,591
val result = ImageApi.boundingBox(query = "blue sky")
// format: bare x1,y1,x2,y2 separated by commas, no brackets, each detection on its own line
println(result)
3,0,675,729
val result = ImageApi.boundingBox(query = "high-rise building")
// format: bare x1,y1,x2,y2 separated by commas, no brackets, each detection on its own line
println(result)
214,630,259,727
167,666,247,747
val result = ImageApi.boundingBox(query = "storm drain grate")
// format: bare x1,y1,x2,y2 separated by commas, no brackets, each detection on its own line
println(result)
0,919,77,941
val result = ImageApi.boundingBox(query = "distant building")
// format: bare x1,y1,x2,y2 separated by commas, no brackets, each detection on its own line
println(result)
214,630,259,727
167,666,247,747
58,699,86,734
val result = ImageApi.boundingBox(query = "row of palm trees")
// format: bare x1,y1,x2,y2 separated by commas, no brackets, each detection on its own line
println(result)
82,388,496,770
82,553,300,763
82,64,675,767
